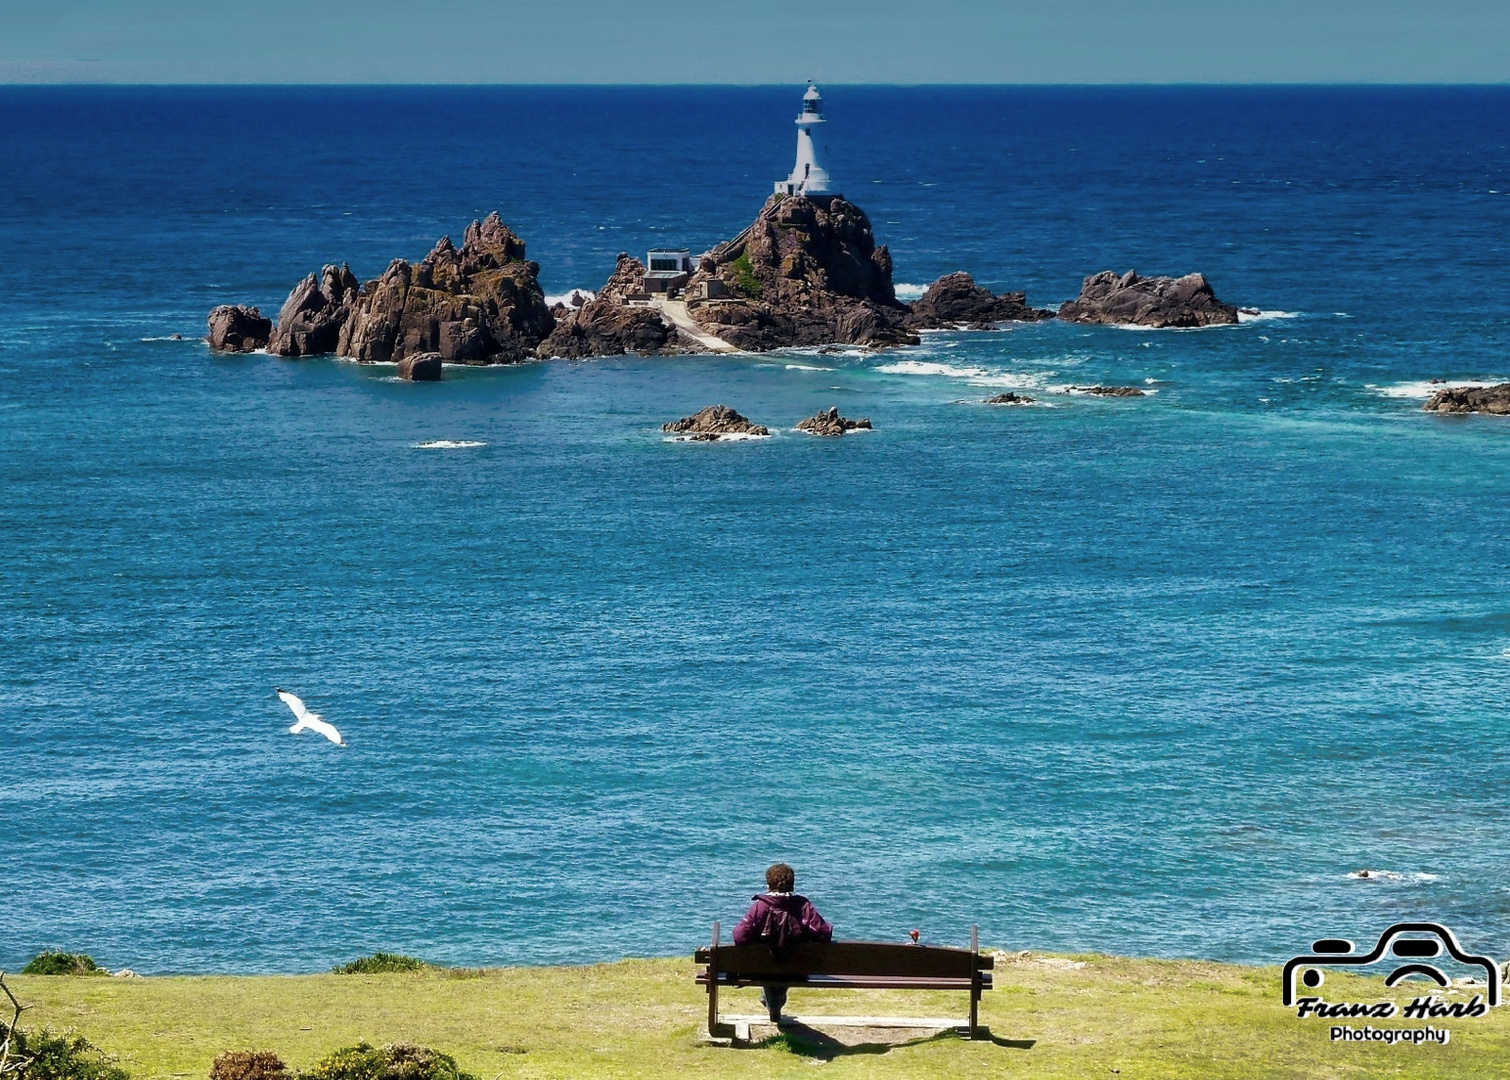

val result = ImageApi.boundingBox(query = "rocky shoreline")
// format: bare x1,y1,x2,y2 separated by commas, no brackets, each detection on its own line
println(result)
206,197,1247,368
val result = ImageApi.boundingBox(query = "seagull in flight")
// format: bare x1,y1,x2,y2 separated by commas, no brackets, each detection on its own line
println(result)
276,688,346,746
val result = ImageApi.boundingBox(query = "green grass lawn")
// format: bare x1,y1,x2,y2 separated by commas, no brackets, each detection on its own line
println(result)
9,953,1510,1080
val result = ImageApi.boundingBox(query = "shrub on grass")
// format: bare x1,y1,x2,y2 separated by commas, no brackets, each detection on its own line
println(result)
298,1044,474,1080
20,954,100,977
209,1051,291,1080
331,954,427,975
0,1022,130,1080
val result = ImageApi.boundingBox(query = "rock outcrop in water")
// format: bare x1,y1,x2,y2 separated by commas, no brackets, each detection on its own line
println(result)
1059,270,1238,328
1423,383,1510,414
1068,385,1147,397
254,214,554,364
797,406,872,436
906,272,1054,329
985,392,1035,405
537,254,674,358
396,352,443,381
206,305,271,352
662,405,770,440
684,195,919,351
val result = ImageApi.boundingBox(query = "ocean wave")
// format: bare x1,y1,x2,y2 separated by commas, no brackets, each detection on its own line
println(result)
893,283,928,302
1237,309,1302,323
876,359,989,379
141,335,191,342
1372,379,1503,400
545,289,595,308
786,363,835,371
966,373,1048,390
413,440,488,449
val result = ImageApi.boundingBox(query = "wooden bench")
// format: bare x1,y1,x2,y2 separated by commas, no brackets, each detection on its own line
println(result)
695,922,993,1040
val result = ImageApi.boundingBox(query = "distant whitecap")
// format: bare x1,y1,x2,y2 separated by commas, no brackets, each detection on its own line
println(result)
413,440,488,449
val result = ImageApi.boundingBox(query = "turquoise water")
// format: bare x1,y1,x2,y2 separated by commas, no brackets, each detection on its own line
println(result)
4,87,1510,974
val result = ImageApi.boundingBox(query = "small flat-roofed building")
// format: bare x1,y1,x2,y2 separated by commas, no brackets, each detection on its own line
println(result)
642,249,693,294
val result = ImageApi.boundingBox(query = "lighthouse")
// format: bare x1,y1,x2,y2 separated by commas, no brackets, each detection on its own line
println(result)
775,84,836,198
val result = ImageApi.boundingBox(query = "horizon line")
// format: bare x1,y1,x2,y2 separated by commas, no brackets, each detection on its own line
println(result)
3,80,1510,89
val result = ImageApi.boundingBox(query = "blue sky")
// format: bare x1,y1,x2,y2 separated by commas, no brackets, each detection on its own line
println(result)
2,0,1508,84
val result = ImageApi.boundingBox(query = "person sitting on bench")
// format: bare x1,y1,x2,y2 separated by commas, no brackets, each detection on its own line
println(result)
732,862,833,1022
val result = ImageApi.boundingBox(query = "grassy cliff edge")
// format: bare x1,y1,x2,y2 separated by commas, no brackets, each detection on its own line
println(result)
11,954,1509,1080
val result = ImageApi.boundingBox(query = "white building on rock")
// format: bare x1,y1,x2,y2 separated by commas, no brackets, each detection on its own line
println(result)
775,85,836,198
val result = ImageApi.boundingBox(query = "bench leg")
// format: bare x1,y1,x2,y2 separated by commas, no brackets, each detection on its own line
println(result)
707,921,720,1037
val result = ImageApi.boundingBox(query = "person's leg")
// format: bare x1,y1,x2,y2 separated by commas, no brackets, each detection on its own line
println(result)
761,984,787,1022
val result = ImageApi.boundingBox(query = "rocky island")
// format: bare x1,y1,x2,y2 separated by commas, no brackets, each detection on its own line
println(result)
206,86,1247,365
1423,383,1510,415
661,405,770,441
797,407,872,435
1059,270,1239,328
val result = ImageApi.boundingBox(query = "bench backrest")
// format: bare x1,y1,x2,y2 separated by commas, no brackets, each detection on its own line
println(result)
694,940,992,979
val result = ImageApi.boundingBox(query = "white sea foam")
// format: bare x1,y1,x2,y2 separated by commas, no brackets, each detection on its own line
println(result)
141,335,190,342
1346,869,1441,883
1237,309,1302,323
893,283,928,302
785,363,835,371
1046,384,1159,396
545,289,595,308
1372,379,1504,400
664,431,770,443
876,359,990,379
413,440,488,449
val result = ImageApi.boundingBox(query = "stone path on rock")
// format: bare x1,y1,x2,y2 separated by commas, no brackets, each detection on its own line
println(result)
651,298,739,353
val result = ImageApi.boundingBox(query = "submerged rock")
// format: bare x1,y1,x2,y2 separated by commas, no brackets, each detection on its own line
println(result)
395,352,443,381
797,406,872,436
206,305,271,352
1067,385,1146,397
687,195,919,351
537,255,673,358
662,405,770,439
1423,383,1510,414
907,272,1053,329
1058,270,1238,328
985,392,1035,405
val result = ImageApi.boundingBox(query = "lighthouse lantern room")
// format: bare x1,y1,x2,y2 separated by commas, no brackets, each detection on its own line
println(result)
775,85,836,198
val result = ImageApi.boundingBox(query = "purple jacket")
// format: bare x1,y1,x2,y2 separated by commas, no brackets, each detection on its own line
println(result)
732,893,833,952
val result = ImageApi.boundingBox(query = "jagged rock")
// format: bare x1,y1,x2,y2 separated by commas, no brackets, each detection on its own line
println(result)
797,406,872,436
1058,270,1238,328
907,273,1053,329
339,215,555,364
206,305,271,352
661,405,769,439
395,352,443,381
1424,384,1510,414
268,264,359,356
687,195,919,351
1067,385,1146,397
985,392,1035,405
249,214,554,365
537,255,673,358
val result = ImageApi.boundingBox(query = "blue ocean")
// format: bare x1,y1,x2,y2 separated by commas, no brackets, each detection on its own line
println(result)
4,86,1510,974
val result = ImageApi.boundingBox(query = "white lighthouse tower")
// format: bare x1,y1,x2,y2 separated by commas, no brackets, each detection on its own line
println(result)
775,84,835,198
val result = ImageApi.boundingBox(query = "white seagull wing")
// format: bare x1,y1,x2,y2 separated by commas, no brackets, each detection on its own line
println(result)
277,689,315,726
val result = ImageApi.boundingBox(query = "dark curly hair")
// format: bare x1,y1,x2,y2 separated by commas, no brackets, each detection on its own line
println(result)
765,863,795,893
